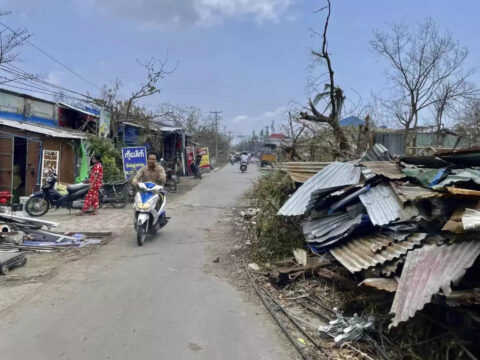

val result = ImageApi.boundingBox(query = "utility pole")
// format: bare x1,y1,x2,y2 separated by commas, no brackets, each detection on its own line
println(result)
210,110,222,163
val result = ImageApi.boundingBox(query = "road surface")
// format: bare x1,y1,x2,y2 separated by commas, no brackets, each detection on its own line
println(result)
0,165,294,360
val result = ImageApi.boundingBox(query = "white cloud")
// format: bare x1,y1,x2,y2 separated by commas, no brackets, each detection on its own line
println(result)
76,0,298,28
227,106,287,137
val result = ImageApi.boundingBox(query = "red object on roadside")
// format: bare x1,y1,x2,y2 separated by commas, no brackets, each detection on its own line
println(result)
0,191,12,205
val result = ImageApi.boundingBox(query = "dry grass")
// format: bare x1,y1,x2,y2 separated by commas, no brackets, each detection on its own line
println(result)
248,171,305,263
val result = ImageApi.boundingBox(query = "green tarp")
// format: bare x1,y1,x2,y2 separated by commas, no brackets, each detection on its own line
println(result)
75,141,89,183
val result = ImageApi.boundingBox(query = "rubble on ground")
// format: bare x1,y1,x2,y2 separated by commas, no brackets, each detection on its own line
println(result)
276,144,480,329
0,208,110,274
246,144,480,358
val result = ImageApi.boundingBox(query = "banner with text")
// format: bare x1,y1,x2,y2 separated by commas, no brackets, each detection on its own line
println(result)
122,146,147,180
198,147,210,169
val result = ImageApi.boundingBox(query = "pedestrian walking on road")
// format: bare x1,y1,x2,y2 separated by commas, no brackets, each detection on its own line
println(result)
77,154,103,216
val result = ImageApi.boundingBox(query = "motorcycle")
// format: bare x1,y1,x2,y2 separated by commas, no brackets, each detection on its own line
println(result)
191,163,202,179
133,182,168,246
25,172,90,216
165,168,179,192
240,161,248,173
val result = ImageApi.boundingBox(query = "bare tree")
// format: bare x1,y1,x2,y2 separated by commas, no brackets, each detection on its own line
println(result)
298,0,351,156
371,18,473,152
124,58,174,121
431,79,477,144
281,112,305,161
0,12,31,84
455,99,480,143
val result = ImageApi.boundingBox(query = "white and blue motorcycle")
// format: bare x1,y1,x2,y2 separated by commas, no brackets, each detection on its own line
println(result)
133,182,168,246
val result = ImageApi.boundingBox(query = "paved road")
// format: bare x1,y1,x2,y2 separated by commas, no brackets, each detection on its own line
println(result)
0,165,294,360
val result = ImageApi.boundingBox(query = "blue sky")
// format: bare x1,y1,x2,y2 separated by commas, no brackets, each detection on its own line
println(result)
1,0,479,138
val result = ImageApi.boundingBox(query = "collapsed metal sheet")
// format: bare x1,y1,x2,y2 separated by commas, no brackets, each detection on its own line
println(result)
432,168,480,189
330,233,426,273
462,208,480,231
0,213,59,228
278,162,361,216
359,278,398,292
390,241,480,328
389,182,438,204
303,213,364,251
362,144,392,161
361,161,406,180
274,162,330,183
401,167,442,188
359,184,419,226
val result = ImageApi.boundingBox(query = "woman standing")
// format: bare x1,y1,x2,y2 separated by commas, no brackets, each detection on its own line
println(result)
77,154,103,216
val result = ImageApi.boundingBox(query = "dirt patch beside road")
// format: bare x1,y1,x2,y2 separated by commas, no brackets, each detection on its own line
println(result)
0,176,201,313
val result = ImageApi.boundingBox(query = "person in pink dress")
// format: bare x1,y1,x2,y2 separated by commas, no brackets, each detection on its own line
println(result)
77,154,103,216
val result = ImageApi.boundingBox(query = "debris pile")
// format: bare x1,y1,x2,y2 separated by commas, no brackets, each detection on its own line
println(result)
277,145,480,329
0,209,109,274
318,309,374,345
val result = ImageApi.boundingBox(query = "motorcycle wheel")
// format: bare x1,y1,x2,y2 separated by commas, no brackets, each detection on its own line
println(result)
25,197,50,217
165,180,177,192
137,222,146,246
111,187,128,208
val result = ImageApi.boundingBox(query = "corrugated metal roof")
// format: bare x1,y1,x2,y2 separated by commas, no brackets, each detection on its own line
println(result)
278,162,361,216
362,143,392,161
274,162,330,183
389,182,437,203
330,233,426,273
378,258,404,277
0,118,87,139
390,241,480,328
361,161,406,180
359,184,419,226
59,102,99,117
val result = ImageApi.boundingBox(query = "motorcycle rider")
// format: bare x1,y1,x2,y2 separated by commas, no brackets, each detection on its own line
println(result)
132,152,166,187
240,152,249,164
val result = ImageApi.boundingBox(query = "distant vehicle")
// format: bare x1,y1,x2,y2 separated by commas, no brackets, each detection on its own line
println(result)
240,161,247,173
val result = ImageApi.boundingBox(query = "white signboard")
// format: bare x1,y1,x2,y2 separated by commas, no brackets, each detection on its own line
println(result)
41,150,59,185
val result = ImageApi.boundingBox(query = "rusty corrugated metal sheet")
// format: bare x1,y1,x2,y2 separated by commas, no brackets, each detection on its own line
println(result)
361,161,405,180
389,182,437,203
274,162,330,183
330,233,426,273
390,241,480,328
359,278,398,292
359,184,419,226
278,162,361,217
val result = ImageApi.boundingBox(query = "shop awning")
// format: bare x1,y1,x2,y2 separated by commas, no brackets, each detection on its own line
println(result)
0,118,88,139
59,102,99,118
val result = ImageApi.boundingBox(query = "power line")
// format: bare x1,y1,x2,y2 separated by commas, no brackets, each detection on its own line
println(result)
0,22,101,92
0,64,98,101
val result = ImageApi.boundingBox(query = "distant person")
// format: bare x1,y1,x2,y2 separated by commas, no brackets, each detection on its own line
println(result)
77,154,103,216
240,152,249,164
132,152,166,186
191,151,202,178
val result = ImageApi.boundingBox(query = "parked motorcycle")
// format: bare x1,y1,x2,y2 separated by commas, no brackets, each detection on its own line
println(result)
191,163,202,179
165,168,179,192
25,172,90,216
240,161,248,173
133,182,168,246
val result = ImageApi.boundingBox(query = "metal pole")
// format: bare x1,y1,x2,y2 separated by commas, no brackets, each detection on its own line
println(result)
210,111,222,164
